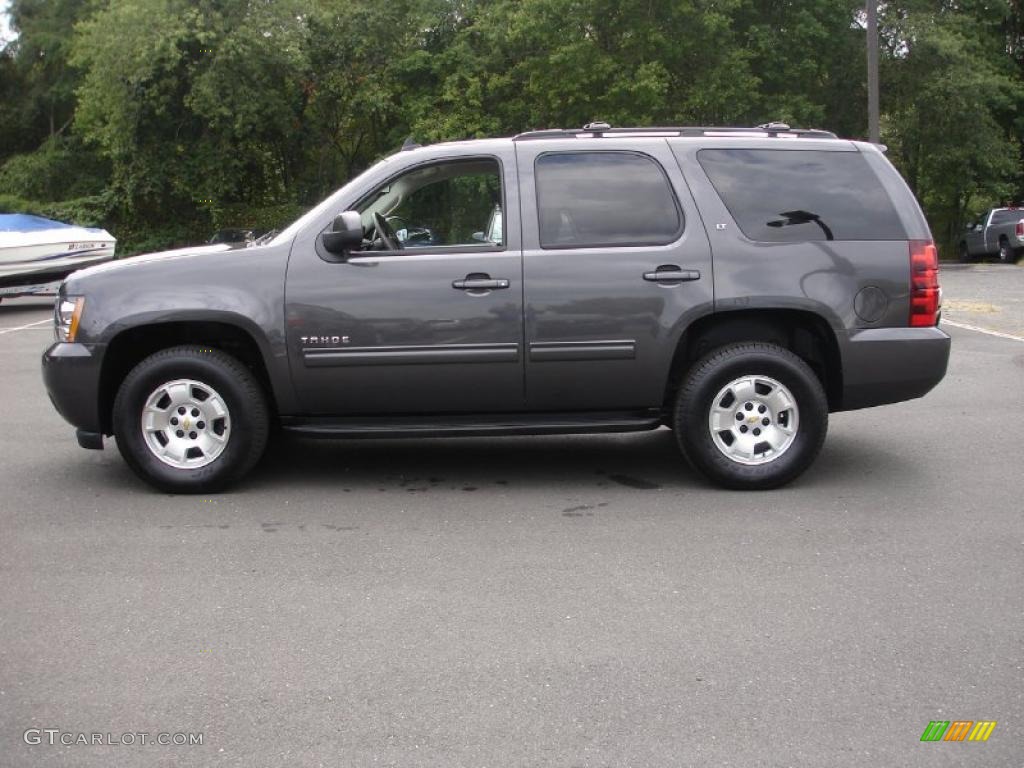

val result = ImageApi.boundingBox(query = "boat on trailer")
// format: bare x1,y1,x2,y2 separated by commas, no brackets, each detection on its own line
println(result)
0,214,116,298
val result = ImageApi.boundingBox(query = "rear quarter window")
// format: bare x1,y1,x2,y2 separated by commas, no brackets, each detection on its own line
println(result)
990,210,1024,225
697,148,906,242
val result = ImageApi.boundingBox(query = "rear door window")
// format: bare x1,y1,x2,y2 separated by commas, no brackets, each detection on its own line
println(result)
535,151,682,248
697,149,906,241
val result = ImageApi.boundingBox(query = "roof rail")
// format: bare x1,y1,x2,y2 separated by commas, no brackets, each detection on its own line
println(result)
512,123,838,141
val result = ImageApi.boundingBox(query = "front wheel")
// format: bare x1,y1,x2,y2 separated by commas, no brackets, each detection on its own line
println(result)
958,242,972,263
113,346,269,493
673,343,828,490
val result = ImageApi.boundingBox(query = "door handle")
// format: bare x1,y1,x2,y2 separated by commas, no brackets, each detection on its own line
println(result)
643,265,700,283
452,273,510,291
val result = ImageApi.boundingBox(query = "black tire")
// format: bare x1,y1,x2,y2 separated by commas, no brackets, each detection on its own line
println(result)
998,238,1019,264
113,345,269,493
673,342,828,490
958,242,972,264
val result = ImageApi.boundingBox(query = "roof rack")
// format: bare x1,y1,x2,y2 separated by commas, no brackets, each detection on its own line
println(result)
512,122,838,141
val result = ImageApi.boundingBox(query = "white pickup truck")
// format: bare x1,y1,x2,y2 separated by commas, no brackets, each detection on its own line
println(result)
959,207,1024,263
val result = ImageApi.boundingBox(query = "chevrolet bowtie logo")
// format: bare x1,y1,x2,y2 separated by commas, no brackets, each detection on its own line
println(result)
747,415,758,424
183,417,191,430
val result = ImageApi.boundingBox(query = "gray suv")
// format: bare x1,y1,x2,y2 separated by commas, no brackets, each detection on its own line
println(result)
42,123,951,492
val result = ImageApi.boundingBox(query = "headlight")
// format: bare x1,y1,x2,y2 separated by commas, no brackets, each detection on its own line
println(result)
55,297,85,342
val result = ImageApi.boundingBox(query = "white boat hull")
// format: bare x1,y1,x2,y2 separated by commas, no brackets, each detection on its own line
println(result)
0,216,117,288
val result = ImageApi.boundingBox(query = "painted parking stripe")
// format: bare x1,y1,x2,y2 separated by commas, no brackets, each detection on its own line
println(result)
0,318,51,335
942,319,1024,343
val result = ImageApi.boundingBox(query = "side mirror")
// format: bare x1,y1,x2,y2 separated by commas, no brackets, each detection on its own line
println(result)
471,231,487,243
321,211,363,255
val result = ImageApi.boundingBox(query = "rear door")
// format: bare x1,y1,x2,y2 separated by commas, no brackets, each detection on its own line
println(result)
514,138,713,410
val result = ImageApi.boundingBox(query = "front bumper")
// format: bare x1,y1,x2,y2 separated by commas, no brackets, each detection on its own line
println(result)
837,326,951,411
42,342,106,434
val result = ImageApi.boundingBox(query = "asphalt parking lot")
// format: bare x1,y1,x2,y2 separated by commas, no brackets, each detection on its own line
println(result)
1,265,1021,767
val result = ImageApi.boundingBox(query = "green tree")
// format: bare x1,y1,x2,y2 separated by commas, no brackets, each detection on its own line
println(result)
1,0,97,159
881,1,1023,251
0,0,1021,257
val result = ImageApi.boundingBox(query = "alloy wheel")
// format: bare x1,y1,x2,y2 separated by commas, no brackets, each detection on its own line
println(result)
707,375,800,465
140,378,231,469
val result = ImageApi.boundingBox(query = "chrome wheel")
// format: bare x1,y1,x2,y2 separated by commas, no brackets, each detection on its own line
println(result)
140,379,231,469
708,375,799,466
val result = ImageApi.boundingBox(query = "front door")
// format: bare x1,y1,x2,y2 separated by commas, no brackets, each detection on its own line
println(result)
514,139,713,411
285,152,524,415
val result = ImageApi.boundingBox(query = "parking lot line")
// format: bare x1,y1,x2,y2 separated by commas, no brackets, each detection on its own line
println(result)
942,319,1024,343
0,318,51,335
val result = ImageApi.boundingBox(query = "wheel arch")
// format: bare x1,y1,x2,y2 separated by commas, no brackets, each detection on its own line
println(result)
98,318,278,434
663,308,842,412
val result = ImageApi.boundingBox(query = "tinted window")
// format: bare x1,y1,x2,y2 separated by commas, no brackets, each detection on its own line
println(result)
698,149,906,241
535,152,682,248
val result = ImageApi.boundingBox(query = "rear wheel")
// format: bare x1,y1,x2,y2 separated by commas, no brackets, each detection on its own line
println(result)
113,345,268,493
673,343,828,490
998,238,1019,264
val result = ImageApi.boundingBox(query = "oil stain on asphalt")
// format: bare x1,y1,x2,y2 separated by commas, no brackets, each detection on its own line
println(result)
562,502,610,517
606,473,661,490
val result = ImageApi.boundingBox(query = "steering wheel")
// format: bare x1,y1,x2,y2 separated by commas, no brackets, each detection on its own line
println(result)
373,212,402,251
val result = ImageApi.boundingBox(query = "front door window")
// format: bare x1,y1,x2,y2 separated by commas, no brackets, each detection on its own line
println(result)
358,159,503,250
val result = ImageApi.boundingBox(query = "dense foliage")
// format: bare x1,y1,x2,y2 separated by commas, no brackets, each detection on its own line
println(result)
0,0,1021,256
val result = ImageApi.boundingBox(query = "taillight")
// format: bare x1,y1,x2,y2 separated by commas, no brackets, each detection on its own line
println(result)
909,240,939,327
1016,220,1024,238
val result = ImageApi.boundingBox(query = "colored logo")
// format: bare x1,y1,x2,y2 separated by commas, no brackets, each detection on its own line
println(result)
920,720,996,742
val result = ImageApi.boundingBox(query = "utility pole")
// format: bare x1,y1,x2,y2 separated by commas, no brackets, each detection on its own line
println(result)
866,1,880,143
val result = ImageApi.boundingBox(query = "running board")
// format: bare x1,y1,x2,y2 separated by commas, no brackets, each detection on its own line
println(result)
280,410,662,439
